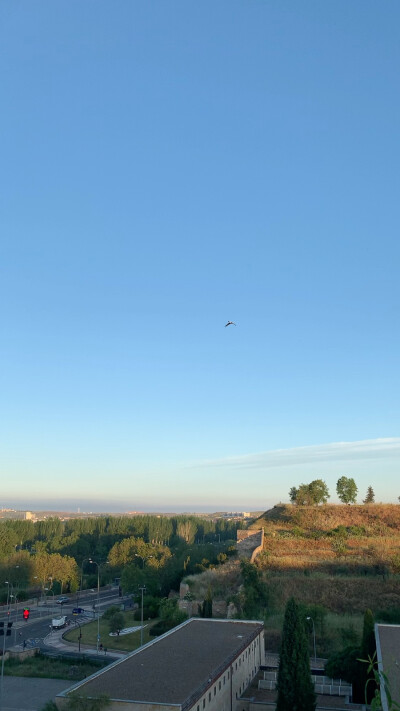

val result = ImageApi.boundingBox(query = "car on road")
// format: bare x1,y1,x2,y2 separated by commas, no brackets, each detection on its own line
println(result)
56,596,70,605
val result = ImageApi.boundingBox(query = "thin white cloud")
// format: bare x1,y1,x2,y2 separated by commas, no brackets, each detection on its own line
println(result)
192,438,400,471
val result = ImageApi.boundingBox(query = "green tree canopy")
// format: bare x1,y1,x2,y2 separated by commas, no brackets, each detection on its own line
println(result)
336,477,358,504
363,486,375,504
276,598,316,711
290,479,330,506
108,611,125,636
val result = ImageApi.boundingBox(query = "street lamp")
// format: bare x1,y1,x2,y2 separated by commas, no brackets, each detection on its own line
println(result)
306,616,317,665
139,585,146,647
10,595,19,644
79,558,92,604
88,560,109,655
134,554,153,568
88,560,100,655
44,587,55,610
74,619,82,653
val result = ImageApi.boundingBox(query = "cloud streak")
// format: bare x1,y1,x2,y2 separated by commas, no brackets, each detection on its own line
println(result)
193,438,400,471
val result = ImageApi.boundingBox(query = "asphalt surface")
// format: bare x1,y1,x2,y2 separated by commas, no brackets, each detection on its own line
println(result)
0,589,122,654
0,589,128,710
0,676,71,711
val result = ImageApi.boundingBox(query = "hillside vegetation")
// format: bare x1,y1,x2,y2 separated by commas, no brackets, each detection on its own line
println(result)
248,504,400,576
185,504,400,655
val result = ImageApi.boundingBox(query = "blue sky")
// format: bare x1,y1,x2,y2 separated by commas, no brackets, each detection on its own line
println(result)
1,1,399,512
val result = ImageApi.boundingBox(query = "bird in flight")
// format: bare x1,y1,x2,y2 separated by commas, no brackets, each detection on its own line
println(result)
225,321,236,327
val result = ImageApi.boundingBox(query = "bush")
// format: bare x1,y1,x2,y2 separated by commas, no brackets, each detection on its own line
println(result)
102,605,121,620
149,620,176,637
375,608,400,624
133,606,158,621
325,646,359,683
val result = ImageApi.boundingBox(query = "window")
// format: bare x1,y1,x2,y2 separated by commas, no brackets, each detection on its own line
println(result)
203,700,205,709
228,671,230,679
223,676,226,685
235,663,237,670
209,692,211,702
219,681,221,690
214,687,216,696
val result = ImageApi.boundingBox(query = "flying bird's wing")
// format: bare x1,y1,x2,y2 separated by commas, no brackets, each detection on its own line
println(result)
225,321,236,327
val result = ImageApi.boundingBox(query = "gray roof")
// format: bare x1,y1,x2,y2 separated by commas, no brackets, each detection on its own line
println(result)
375,624,400,711
64,619,263,707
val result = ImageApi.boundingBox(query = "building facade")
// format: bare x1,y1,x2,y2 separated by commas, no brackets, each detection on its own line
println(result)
56,618,265,711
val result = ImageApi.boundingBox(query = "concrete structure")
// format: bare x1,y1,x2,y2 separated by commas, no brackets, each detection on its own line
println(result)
237,529,264,562
56,618,264,711
375,623,400,711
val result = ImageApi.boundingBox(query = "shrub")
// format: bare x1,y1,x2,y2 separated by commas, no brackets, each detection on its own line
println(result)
375,608,400,624
102,605,121,620
325,645,359,683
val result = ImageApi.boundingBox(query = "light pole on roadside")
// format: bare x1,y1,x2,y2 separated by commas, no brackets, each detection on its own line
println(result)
74,619,82,653
88,559,109,655
88,559,100,655
10,595,18,645
79,558,92,604
139,585,146,647
306,616,317,665
44,588,55,611
134,554,153,569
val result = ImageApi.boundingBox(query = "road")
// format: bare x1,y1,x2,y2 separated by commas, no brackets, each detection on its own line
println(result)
0,588,123,655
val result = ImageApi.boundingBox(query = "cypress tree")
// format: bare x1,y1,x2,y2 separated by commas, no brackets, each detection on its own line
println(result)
276,598,316,711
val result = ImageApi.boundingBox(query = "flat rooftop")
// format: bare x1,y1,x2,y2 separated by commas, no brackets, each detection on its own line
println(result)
375,624,400,709
63,619,263,706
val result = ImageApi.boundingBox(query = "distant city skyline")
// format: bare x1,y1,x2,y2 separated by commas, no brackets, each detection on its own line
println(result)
1,2,399,508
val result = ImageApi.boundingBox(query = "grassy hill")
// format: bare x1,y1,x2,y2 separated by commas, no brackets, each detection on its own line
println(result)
247,503,400,575
184,504,400,654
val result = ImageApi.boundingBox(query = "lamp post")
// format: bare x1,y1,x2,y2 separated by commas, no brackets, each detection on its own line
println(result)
1,582,13,705
134,554,153,568
88,559,109,655
88,560,100,654
139,585,146,647
4,581,12,612
44,587,55,613
74,619,82,653
79,559,91,605
10,595,18,645
306,616,316,665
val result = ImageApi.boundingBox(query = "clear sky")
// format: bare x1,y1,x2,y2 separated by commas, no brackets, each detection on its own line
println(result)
1,1,399,512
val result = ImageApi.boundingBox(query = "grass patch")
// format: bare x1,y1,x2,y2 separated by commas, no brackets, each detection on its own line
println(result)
4,653,106,680
64,612,160,652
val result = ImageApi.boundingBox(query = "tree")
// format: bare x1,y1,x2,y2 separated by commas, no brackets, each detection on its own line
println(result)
109,611,125,636
363,486,375,504
290,480,329,506
240,560,269,619
198,586,213,618
336,477,358,504
276,598,316,711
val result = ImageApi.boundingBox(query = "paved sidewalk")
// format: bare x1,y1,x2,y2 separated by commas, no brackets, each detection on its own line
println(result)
43,624,126,660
